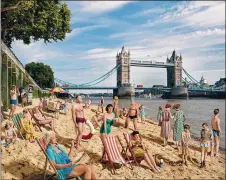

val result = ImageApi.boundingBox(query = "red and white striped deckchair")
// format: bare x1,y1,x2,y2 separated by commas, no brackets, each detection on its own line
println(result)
123,133,144,166
100,135,130,174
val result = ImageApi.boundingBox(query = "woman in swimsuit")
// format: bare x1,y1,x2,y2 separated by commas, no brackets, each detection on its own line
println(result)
100,104,118,135
9,85,19,119
130,131,160,173
125,102,139,130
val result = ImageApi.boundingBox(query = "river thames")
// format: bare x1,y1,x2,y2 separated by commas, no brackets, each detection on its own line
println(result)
89,97,225,150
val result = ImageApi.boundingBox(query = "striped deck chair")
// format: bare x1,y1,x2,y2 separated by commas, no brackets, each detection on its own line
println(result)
100,135,132,174
123,133,143,166
36,138,82,180
28,108,43,132
12,112,25,140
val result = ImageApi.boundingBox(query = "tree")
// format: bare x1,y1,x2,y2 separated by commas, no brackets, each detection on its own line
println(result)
25,62,54,89
1,0,71,47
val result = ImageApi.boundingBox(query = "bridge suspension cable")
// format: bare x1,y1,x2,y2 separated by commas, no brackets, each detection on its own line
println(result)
182,68,199,84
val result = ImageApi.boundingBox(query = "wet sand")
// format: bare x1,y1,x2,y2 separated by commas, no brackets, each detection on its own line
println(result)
1,99,225,179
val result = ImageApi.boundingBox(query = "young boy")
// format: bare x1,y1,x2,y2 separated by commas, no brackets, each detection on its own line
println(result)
200,122,213,168
211,108,221,157
181,124,191,166
5,122,17,145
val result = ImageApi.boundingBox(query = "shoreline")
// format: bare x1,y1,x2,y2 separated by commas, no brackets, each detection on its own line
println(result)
1,99,225,179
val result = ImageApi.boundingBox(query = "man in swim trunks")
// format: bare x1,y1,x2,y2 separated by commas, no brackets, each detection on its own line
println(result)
125,102,139,130
211,109,221,157
72,95,88,149
9,85,19,119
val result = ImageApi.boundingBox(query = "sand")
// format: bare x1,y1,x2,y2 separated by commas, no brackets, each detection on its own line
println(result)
1,99,225,180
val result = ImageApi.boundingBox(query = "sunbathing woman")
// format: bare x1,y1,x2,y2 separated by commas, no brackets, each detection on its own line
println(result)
32,108,57,132
130,131,160,173
43,131,98,180
125,102,139,130
20,109,36,143
100,104,118,136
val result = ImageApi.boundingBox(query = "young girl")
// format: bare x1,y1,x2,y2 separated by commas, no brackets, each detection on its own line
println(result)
139,105,145,123
182,124,191,166
157,106,163,126
20,109,36,143
200,122,213,168
5,122,17,145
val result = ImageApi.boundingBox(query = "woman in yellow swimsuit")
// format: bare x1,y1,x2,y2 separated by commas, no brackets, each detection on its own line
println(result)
20,109,36,143
130,131,160,173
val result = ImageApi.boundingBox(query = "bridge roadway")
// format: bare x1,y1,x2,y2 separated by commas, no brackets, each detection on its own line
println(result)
61,86,224,93
130,60,175,68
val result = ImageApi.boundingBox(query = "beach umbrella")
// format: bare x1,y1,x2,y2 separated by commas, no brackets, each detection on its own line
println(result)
49,87,65,93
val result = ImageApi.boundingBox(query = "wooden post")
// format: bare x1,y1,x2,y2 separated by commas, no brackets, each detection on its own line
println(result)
2,54,9,111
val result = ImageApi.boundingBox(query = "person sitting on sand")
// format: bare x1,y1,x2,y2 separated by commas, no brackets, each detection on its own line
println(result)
20,109,36,143
125,102,139,130
5,122,17,144
200,122,213,168
181,124,191,166
119,108,128,119
43,131,98,180
100,104,118,135
211,108,221,157
130,131,160,173
91,110,103,129
160,104,174,146
33,108,57,132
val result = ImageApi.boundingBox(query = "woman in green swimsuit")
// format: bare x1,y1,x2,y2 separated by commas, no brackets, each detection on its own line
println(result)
100,104,118,135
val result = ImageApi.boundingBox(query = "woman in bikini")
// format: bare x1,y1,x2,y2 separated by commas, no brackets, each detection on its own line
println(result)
100,104,118,136
130,131,160,173
125,102,139,130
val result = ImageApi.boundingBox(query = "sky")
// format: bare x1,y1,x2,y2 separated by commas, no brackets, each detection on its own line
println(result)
11,1,225,93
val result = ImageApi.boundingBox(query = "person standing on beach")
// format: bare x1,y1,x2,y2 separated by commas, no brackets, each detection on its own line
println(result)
181,124,191,166
9,85,19,119
113,96,119,118
157,106,163,126
160,104,174,146
211,109,221,157
139,105,145,123
200,122,213,168
125,102,139,130
99,96,104,113
72,95,88,149
173,104,185,150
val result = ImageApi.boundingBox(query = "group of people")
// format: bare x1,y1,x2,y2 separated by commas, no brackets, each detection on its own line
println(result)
156,104,221,168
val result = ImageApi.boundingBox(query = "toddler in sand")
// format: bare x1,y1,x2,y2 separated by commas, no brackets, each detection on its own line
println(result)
200,122,213,168
4,122,17,145
181,124,191,166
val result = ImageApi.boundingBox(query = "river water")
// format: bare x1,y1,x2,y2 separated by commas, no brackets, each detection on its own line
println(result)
89,97,225,150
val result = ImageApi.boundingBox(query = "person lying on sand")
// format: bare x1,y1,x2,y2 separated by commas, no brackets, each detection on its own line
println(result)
4,122,17,145
91,110,103,129
130,131,160,173
32,108,57,132
43,131,98,180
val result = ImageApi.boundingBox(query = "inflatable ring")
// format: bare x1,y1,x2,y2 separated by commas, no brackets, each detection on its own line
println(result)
82,119,95,140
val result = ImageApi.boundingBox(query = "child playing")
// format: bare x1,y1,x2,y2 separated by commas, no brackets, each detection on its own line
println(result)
55,101,61,119
5,122,17,145
139,105,145,123
20,109,36,143
157,106,163,126
200,122,213,168
181,124,191,166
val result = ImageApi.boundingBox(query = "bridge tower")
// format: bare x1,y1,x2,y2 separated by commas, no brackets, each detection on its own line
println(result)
167,50,183,88
114,46,134,98
116,46,131,87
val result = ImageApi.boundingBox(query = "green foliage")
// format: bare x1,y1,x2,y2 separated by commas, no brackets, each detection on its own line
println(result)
25,62,54,89
1,0,71,47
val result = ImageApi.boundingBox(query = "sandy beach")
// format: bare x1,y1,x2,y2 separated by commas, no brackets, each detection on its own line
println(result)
1,99,225,180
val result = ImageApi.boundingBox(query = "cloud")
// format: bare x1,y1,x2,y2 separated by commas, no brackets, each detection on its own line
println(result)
126,7,165,18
